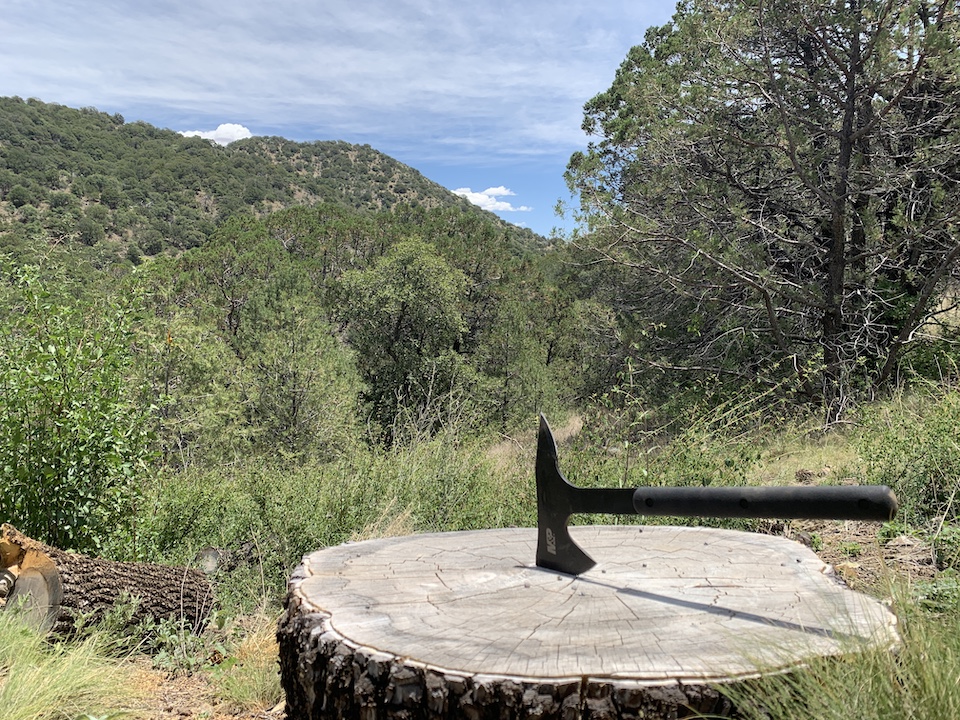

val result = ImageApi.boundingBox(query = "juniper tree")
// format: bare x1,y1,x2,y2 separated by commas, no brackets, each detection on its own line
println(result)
568,0,960,421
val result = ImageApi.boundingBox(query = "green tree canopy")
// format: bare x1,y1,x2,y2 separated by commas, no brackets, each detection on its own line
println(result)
340,239,469,435
568,0,960,421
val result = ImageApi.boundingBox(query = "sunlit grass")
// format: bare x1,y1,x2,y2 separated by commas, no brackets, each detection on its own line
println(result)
714,590,960,720
749,427,862,486
0,611,141,720
209,613,283,713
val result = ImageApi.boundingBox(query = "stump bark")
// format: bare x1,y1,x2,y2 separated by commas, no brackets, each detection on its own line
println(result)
278,525,898,720
0,523,214,635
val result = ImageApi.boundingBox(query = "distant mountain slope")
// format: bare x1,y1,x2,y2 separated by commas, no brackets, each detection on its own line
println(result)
0,96,542,256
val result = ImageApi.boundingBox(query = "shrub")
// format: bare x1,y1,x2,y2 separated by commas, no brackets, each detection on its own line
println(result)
7,184,34,208
0,263,154,553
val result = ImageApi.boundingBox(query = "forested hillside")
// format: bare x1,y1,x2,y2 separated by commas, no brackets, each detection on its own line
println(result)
0,97,581,460
0,96,542,261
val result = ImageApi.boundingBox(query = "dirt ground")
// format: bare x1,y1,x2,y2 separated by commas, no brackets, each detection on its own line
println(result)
763,516,938,590
125,657,285,720
760,468,938,594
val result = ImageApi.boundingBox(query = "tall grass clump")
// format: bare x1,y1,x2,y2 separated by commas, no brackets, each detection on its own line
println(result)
858,385,960,569
209,613,283,713
716,595,960,720
0,611,140,719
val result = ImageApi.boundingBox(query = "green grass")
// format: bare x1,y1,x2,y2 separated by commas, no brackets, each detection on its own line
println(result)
126,425,534,612
859,386,960,531
714,592,960,720
120,386,960,609
0,611,141,720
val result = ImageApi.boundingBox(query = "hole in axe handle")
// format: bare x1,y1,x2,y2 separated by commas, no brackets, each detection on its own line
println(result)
630,484,898,522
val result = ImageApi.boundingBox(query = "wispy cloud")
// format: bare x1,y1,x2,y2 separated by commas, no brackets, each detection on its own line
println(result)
0,0,675,161
180,123,252,145
454,187,532,213
0,0,677,235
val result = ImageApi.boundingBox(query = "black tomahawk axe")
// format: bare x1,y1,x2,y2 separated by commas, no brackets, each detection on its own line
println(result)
535,415,898,575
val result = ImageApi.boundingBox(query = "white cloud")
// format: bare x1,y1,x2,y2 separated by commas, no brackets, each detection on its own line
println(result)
179,123,253,145
453,187,532,212
0,0,677,162
0,0,676,235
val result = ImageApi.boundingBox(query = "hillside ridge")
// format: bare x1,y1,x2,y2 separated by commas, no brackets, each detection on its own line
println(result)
0,96,542,258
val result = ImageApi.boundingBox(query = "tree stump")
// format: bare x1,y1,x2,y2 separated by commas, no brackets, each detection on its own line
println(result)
278,525,898,720
0,523,214,635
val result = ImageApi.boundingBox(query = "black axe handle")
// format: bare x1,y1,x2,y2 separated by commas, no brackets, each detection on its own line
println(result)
632,484,897,521
535,414,898,575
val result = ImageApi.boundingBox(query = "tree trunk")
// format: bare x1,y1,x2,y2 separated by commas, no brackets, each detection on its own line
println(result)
0,523,213,635
278,526,898,719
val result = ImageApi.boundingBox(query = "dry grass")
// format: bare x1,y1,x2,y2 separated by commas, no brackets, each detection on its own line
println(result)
210,614,283,714
747,426,862,486
352,499,416,541
0,612,144,720
485,413,582,475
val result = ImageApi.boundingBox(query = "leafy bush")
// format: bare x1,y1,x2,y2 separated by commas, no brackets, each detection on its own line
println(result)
0,263,154,552
7,184,34,208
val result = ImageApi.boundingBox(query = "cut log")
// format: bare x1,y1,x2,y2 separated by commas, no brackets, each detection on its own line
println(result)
278,525,898,720
0,523,214,635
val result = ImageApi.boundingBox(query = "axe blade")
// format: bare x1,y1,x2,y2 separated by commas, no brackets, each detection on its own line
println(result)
535,414,596,575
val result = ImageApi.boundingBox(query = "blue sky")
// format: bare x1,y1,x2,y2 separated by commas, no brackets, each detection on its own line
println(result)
1,0,677,237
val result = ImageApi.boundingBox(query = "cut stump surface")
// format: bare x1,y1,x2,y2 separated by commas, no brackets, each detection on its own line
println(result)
279,525,898,719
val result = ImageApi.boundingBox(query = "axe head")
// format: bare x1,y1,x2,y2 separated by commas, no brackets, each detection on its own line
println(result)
536,414,596,575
